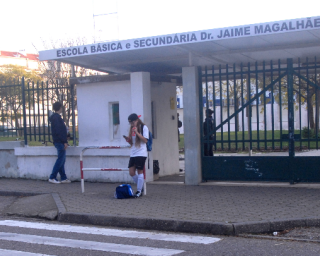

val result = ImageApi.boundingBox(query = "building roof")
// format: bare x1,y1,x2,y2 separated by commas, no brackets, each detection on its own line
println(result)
25,53,39,61
0,51,39,61
39,16,320,75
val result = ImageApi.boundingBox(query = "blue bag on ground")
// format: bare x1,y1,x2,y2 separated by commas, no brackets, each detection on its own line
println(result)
114,184,134,199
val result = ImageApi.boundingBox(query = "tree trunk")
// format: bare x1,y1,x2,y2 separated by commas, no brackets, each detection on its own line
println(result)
235,96,240,132
14,111,22,137
316,90,320,133
246,78,251,150
307,93,315,129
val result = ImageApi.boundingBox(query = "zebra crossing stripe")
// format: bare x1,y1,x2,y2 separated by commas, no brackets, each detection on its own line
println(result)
0,232,184,256
0,220,220,244
0,248,56,256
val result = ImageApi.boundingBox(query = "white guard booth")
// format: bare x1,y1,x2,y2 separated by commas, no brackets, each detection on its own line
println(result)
72,73,180,183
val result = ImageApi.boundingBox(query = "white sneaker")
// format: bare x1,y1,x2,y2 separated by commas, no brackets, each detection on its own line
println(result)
134,190,142,198
49,179,61,184
61,179,71,184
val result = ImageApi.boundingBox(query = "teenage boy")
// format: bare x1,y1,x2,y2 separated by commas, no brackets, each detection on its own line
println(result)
48,102,71,184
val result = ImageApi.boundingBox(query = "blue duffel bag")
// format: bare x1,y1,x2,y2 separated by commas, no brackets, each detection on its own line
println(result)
114,184,134,199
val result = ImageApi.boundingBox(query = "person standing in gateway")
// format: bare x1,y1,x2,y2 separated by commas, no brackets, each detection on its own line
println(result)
177,113,182,142
203,109,215,156
48,102,71,184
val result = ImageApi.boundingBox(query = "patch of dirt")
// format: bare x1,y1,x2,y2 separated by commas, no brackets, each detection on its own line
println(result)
255,227,320,241
278,227,320,240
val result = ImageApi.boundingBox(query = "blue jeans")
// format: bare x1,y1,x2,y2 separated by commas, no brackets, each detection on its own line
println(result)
50,143,67,181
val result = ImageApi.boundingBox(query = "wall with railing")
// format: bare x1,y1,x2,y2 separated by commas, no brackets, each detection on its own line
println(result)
0,78,77,145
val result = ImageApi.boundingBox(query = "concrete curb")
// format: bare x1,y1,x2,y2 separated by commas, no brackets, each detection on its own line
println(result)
57,213,320,236
51,193,66,214
58,212,234,236
233,217,320,235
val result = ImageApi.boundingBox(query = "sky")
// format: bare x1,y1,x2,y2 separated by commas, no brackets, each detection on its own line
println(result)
1,0,319,54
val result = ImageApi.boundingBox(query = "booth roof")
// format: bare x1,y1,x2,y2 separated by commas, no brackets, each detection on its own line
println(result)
39,16,320,75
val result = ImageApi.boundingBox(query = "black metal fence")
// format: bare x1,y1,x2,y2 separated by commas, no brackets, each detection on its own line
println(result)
200,57,320,154
0,79,23,138
199,57,320,182
0,77,77,146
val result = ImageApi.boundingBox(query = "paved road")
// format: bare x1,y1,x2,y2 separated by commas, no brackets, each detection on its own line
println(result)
0,217,320,256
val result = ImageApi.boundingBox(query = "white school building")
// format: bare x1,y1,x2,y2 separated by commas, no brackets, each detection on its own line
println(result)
2,16,320,185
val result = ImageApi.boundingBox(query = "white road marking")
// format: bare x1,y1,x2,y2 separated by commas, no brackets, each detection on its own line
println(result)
0,220,220,244
0,232,184,256
0,248,56,256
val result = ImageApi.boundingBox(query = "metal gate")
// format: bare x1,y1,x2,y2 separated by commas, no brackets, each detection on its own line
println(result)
199,58,320,183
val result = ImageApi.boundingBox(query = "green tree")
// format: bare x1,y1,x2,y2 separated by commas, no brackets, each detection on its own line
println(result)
292,74,320,130
262,73,320,130
0,64,41,135
0,64,41,84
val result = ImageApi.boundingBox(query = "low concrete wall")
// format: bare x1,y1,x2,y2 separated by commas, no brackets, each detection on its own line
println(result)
12,146,154,183
0,141,24,178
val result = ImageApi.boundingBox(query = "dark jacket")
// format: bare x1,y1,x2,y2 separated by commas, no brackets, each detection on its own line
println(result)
49,113,67,144
203,117,215,139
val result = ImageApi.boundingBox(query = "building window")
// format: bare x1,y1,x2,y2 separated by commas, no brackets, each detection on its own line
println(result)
111,103,120,140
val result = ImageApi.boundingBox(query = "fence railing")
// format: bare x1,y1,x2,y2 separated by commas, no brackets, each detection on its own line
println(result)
199,57,320,153
0,79,24,138
0,77,77,146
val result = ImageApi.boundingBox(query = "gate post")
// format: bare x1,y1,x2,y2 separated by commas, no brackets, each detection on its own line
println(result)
182,66,202,185
70,65,76,146
21,77,27,146
70,82,76,146
287,58,295,158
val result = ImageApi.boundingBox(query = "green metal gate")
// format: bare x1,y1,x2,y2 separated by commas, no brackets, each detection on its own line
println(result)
199,58,320,182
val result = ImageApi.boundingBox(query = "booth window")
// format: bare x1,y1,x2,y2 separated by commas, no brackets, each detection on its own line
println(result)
111,103,120,140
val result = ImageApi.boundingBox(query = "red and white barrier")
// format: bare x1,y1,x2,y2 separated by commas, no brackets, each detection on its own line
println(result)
80,146,146,195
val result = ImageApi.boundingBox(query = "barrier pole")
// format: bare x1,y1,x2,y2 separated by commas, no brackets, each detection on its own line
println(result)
80,149,85,193
80,145,131,194
143,166,147,195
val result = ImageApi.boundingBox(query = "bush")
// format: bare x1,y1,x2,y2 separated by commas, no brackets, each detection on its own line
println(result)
302,126,315,138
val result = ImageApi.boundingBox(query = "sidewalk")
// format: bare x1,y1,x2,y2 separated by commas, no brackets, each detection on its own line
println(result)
1,176,320,236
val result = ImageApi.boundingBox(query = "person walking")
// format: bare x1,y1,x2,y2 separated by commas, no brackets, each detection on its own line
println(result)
123,113,149,198
48,102,71,184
